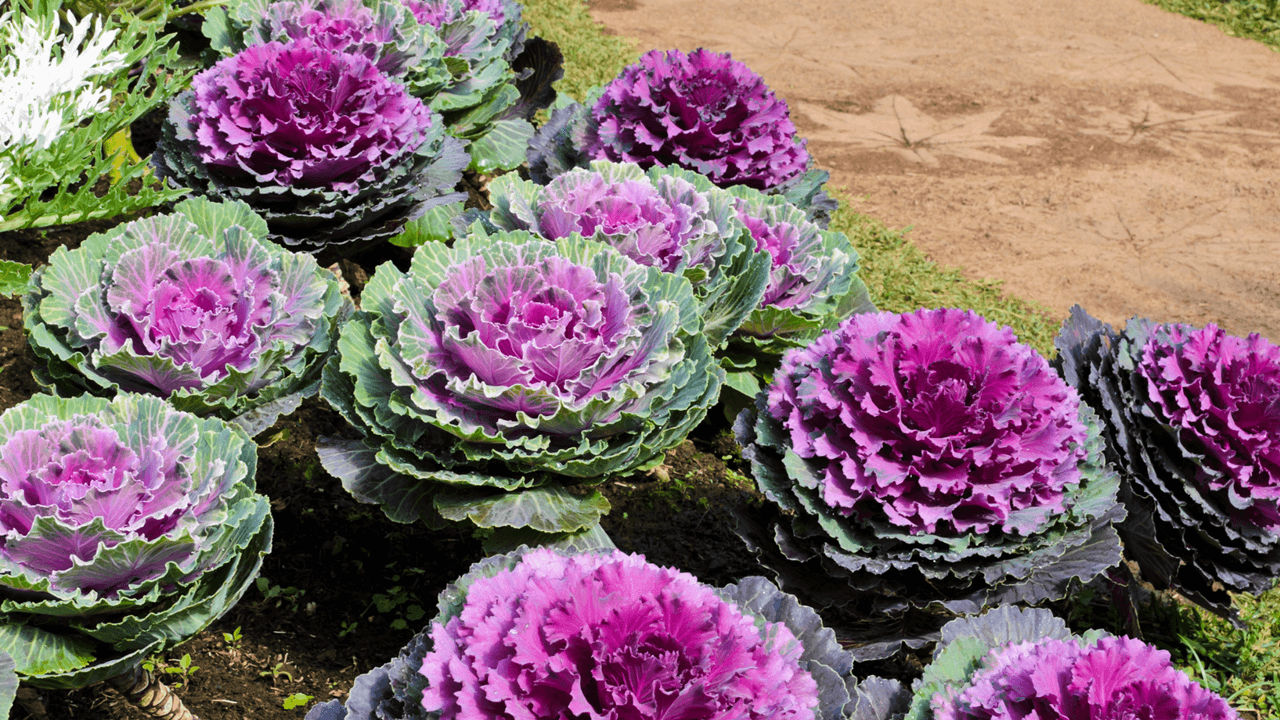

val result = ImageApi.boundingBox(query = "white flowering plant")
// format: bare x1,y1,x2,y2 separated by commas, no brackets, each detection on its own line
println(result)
0,0,192,232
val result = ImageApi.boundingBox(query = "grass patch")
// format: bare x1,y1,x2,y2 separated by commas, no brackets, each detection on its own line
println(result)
1160,588,1280,718
1145,0,1280,48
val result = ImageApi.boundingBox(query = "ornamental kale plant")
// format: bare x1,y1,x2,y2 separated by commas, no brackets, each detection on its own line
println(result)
527,48,836,223
849,606,1236,720
211,0,433,78
0,5,191,232
317,230,722,542
735,308,1125,660
1054,306,1280,622
206,0,561,172
306,547,860,720
477,160,771,347
720,184,874,401
23,198,351,436
153,38,469,257
0,393,271,688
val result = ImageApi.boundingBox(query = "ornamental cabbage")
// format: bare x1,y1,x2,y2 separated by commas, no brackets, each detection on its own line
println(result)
720,184,873,402
153,39,469,257
1054,307,1280,622
317,230,722,539
0,393,271,688
305,547,861,720
735,308,1125,660
23,198,351,435
849,606,1235,720
206,0,560,172
478,160,770,347
527,48,836,223
237,0,431,76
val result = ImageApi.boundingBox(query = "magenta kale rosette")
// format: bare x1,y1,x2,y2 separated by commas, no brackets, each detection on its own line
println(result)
205,0,561,173
527,48,835,223
932,636,1233,720
586,48,808,191
1055,307,1280,622
154,38,468,256
305,547,862,720
735,309,1124,660
851,606,1236,720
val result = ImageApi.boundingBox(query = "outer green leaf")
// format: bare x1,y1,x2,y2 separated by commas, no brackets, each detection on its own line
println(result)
850,678,909,720
434,486,610,533
0,261,31,298
465,117,534,172
0,649,15,719
231,391,305,438
24,645,155,691
174,196,268,241
0,624,95,677
390,201,466,247
480,522,616,555
316,436,444,527
723,368,763,399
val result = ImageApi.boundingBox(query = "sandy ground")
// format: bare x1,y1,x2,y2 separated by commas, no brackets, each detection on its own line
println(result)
590,0,1280,341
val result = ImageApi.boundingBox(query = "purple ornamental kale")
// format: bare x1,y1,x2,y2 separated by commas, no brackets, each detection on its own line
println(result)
536,168,714,273
400,0,506,28
0,394,264,600
424,252,649,421
1137,323,1280,530
734,197,839,311
582,48,811,191
23,200,343,413
1054,308,1280,621
0,416,196,595
932,635,1235,720
419,548,820,720
252,0,416,75
185,40,432,194
769,308,1087,536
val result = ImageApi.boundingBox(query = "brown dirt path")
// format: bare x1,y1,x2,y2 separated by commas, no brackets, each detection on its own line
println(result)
590,0,1280,341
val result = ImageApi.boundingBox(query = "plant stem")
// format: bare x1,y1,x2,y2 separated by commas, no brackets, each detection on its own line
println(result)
106,664,199,720
168,0,228,17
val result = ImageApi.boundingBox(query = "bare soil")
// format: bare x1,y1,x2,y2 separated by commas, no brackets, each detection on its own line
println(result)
590,0,1280,341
